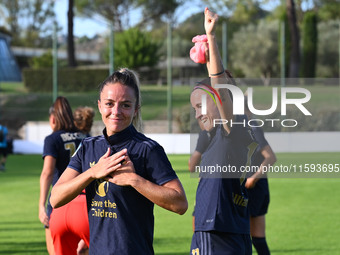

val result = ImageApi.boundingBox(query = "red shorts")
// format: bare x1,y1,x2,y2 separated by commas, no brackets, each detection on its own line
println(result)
50,194,89,255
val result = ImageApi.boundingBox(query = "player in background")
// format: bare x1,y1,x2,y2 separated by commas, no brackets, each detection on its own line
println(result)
73,106,95,137
190,7,257,255
39,97,87,255
244,96,276,255
49,106,95,255
50,68,188,254
0,124,8,171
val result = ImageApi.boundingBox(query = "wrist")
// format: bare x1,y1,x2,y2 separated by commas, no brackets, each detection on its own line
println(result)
129,173,143,188
206,33,216,40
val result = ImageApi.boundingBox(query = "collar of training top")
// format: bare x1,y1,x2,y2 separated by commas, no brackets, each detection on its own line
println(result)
103,125,136,146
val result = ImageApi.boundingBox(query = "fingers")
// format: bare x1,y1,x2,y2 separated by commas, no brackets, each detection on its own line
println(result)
104,148,128,172
102,147,111,158
204,7,218,23
39,213,49,226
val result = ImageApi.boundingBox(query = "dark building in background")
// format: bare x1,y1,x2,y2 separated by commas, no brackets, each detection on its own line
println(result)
0,33,21,82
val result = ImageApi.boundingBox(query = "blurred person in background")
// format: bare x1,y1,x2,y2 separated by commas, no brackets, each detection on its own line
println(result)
39,96,87,255
244,96,276,255
0,124,9,171
49,106,96,255
74,106,95,136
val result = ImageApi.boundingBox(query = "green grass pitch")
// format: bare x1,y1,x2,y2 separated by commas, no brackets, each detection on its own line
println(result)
0,153,340,254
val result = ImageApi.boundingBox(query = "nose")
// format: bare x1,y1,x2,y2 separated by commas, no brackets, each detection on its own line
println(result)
195,108,202,120
112,104,121,115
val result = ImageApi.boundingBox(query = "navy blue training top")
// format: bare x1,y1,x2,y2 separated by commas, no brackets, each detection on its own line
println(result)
195,130,210,154
42,130,86,186
194,116,257,234
248,125,270,193
68,125,178,255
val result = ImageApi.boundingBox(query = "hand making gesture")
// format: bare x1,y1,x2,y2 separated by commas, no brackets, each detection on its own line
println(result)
204,7,218,36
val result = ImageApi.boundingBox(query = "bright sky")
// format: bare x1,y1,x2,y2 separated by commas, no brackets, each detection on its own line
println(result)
54,0,205,38
54,0,283,38
54,0,108,38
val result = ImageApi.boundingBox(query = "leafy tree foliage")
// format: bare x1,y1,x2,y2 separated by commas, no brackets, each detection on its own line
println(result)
0,0,55,46
29,51,53,69
76,0,181,31
301,11,318,77
76,0,133,31
136,0,181,24
104,27,162,69
316,20,339,77
230,20,279,84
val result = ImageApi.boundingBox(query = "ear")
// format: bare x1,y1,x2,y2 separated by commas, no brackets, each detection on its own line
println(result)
134,105,140,117
50,114,55,124
98,100,102,114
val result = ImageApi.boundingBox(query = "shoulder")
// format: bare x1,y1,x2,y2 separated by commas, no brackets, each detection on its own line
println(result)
132,132,160,149
44,131,62,143
81,135,106,146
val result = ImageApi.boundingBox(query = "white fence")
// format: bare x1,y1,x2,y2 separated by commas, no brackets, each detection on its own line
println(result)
13,122,340,154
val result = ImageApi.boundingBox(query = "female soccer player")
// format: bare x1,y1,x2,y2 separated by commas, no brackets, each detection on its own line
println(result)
50,68,188,254
49,106,96,255
190,8,256,255
39,97,87,254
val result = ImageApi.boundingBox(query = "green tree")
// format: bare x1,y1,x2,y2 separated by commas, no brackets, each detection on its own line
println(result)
76,0,133,32
278,7,292,78
286,0,300,78
104,27,162,69
0,0,55,46
76,0,182,31
316,20,339,77
0,0,20,43
230,20,279,84
29,51,53,69
67,0,76,67
136,0,181,25
301,11,318,77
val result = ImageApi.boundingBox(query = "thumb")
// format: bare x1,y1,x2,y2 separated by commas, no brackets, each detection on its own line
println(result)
103,147,111,158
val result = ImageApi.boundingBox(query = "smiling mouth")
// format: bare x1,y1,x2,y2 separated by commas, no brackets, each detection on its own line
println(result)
200,117,208,123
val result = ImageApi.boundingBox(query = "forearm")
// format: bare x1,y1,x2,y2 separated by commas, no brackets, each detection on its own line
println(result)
50,168,93,208
251,150,277,180
39,172,53,209
131,176,188,215
189,151,202,173
207,34,234,130
207,34,224,76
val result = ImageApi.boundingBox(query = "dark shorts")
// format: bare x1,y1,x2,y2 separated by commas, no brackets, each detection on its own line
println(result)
247,179,270,217
191,231,252,255
0,147,8,157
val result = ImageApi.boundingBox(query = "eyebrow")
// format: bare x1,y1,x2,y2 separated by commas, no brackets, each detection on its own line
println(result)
103,98,133,102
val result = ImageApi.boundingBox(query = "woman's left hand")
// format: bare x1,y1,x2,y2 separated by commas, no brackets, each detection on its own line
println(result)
105,154,137,186
204,7,218,36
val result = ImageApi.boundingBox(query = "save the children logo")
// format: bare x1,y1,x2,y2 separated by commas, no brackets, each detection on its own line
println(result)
95,179,109,197
199,83,312,128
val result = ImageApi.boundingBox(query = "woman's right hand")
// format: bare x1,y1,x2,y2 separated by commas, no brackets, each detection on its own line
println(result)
89,147,128,180
39,206,49,226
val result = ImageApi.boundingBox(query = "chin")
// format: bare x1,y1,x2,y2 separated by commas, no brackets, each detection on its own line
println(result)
203,123,213,131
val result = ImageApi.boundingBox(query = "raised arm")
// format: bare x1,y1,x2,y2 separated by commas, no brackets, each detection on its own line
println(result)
204,7,234,133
